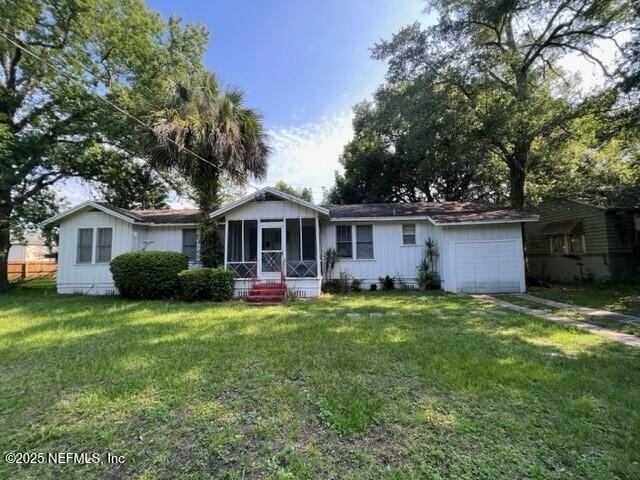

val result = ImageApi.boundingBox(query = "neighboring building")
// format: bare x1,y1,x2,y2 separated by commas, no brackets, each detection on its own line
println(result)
45,188,538,297
9,232,55,262
526,199,640,281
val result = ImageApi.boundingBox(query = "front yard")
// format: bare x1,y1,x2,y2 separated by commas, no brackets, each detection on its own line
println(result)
529,282,640,317
1,283,639,479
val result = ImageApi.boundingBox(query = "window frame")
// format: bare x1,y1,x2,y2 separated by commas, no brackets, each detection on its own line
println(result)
182,228,199,263
335,224,375,260
549,234,585,255
402,223,417,246
355,225,374,260
336,225,353,258
76,228,94,264
95,227,113,263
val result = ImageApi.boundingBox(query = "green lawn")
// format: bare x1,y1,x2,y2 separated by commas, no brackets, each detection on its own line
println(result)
1,284,639,479
529,282,640,317
500,294,640,337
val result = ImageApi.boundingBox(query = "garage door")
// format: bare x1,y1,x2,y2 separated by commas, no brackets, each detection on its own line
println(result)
453,240,522,293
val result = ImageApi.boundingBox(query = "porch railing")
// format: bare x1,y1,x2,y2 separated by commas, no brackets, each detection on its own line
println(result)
261,251,282,272
286,260,317,278
227,258,318,278
227,262,257,278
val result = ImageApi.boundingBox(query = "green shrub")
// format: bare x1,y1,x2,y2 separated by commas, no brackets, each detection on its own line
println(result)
110,251,188,299
209,267,235,301
178,268,212,301
378,275,396,291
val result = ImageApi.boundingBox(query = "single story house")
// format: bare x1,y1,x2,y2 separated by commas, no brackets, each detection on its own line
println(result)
525,199,640,281
45,187,538,297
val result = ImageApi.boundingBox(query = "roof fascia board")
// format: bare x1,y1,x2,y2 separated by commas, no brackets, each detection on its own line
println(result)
42,201,136,226
435,217,539,226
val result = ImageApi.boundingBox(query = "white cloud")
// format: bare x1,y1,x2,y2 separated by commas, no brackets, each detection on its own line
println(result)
259,111,354,202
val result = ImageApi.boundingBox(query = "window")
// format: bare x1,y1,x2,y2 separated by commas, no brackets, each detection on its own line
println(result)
336,225,352,258
76,228,94,264
550,234,584,254
182,229,198,262
96,228,112,263
402,224,416,245
356,225,373,259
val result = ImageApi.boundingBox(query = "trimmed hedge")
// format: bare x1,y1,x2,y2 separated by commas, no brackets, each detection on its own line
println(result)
209,267,235,301
178,268,212,301
110,251,188,299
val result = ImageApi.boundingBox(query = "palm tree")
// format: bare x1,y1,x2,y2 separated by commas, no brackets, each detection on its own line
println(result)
147,70,269,266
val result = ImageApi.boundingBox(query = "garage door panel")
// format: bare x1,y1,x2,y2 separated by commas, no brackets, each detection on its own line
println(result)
453,241,522,293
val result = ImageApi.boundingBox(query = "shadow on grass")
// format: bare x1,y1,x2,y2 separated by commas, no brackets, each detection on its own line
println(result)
1,290,639,478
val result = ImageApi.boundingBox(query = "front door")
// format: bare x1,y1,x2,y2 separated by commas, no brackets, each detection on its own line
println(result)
259,222,284,279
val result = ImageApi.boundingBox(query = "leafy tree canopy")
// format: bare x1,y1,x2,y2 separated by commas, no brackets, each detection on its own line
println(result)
0,0,208,289
329,0,636,209
273,180,313,202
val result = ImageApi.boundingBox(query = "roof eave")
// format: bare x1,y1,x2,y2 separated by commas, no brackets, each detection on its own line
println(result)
42,201,137,226
433,217,539,226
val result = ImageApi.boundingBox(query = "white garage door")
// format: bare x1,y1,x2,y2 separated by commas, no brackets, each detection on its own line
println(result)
453,240,523,293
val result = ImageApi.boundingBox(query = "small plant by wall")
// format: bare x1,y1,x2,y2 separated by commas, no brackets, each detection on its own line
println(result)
416,237,441,291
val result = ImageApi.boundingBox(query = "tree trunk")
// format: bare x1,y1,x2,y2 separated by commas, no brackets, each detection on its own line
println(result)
0,216,10,292
509,160,526,209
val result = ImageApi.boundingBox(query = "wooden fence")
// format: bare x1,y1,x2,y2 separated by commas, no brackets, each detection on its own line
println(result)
8,261,57,280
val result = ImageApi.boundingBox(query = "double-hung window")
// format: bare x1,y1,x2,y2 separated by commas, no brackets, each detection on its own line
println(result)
402,224,416,245
336,225,352,258
550,234,585,254
336,225,374,259
182,229,198,262
76,227,112,264
356,225,373,259
96,228,113,263
76,228,94,264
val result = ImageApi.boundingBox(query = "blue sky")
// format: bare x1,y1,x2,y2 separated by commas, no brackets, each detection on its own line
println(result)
57,0,611,206
148,0,426,126
144,0,428,202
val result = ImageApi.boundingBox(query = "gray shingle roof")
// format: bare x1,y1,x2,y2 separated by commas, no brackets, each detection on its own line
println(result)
323,202,537,224
97,203,202,224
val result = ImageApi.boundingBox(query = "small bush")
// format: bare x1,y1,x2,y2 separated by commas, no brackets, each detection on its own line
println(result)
110,251,188,299
209,267,235,301
378,275,396,291
178,268,212,301
350,278,362,292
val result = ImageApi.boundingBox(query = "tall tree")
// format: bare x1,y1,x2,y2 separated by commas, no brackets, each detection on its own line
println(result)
273,180,313,202
328,83,497,204
369,0,634,208
96,161,170,210
0,0,207,290
148,71,269,266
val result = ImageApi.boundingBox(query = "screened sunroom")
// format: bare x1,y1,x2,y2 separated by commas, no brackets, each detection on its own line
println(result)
224,217,320,280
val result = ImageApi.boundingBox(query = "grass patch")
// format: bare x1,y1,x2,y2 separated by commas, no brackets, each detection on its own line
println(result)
500,294,640,337
1,285,639,478
530,282,640,317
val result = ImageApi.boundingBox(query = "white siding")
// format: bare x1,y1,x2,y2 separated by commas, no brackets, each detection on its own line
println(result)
57,211,134,294
134,226,191,253
320,220,442,288
226,200,319,220
57,212,196,294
